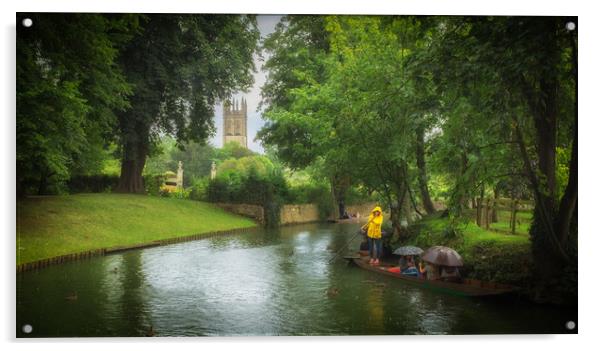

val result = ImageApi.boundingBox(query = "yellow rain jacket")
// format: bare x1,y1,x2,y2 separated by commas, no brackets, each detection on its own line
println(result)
365,206,384,239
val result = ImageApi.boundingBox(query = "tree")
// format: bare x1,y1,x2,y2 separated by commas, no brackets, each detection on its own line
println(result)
259,15,357,218
16,13,137,195
427,16,577,300
115,14,259,193
261,16,438,236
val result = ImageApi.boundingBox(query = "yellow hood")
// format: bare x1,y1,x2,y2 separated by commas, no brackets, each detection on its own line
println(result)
371,206,383,215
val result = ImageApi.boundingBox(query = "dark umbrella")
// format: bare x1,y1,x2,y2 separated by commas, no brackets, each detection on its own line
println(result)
393,246,424,256
421,246,463,267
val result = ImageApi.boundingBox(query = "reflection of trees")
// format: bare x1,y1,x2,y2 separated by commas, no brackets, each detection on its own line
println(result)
118,251,149,336
207,226,281,250
365,287,385,333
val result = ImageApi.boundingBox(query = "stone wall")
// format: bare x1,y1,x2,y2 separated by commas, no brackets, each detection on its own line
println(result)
215,203,264,224
215,202,382,226
280,204,320,225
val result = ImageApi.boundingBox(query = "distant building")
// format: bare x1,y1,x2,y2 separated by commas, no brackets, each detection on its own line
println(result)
223,97,248,148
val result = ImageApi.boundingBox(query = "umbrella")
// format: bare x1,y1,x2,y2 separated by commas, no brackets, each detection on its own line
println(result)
393,246,424,256
421,246,464,267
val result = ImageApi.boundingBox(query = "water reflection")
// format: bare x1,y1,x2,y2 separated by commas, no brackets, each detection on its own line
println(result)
17,223,576,337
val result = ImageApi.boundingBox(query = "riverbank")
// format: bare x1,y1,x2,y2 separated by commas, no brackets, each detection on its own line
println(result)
16,194,257,265
404,213,533,287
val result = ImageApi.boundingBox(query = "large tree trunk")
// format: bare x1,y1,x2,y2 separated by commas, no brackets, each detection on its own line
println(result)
389,180,410,243
37,173,49,195
555,31,578,246
415,126,436,214
389,201,403,242
116,122,149,194
491,183,500,223
330,173,351,219
512,20,575,302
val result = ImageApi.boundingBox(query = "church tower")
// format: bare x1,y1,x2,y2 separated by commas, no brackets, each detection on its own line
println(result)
223,97,248,148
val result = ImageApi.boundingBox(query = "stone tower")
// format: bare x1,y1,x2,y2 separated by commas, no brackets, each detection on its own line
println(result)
223,97,248,148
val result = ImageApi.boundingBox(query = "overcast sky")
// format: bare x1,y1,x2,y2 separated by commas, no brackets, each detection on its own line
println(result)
209,15,283,154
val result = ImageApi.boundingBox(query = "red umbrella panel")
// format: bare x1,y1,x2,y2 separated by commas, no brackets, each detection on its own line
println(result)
421,246,464,267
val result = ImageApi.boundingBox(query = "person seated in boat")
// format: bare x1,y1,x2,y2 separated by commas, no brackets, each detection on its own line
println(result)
401,256,419,277
439,266,462,283
420,262,440,280
399,255,410,271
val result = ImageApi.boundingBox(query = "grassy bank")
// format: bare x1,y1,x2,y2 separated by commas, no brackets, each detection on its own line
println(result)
17,194,257,265
405,213,533,286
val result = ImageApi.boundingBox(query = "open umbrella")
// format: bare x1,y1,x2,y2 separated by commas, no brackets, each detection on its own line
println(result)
421,246,463,267
393,246,424,256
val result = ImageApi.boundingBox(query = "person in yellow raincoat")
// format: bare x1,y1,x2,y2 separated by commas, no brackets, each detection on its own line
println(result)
362,206,384,265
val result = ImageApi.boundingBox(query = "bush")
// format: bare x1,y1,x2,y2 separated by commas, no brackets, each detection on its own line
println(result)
204,167,289,227
143,174,166,196
168,187,191,199
206,178,231,203
67,174,119,193
189,177,210,201
461,241,533,286
345,186,376,205
287,182,333,220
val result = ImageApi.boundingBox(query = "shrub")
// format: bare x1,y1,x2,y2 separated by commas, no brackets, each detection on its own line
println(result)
206,178,230,202
67,174,119,193
189,177,210,201
345,186,376,205
287,182,333,220
204,167,288,227
169,187,191,199
143,173,166,196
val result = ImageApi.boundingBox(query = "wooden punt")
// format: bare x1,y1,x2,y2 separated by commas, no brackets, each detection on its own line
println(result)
346,255,518,297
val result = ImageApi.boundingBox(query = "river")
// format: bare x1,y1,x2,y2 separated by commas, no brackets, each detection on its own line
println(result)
16,223,576,337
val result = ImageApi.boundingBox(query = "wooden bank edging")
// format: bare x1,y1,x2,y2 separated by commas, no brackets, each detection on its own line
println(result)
16,226,257,274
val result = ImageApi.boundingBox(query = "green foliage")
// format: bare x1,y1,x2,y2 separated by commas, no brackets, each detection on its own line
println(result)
143,174,166,196
217,155,275,179
67,175,119,194
16,13,138,195
555,146,571,201
407,214,532,286
113,14,260,191
260,16,445,231
166,188,192,200
287,181,333,220
189,177,210,201
218,142,255,160
143,138,259,189
344,186,377,205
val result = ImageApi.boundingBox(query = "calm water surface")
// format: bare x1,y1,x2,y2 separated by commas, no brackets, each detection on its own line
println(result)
17,223,576,337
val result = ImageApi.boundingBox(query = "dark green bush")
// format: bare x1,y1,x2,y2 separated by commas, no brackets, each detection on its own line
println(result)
288,182,333,220
67,174,119,193
205,167,288,227
143,174,166,196
189,178,209,201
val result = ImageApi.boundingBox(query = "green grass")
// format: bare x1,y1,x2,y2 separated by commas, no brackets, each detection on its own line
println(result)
488,210,532,235
411,215,529,246
17,194,257,265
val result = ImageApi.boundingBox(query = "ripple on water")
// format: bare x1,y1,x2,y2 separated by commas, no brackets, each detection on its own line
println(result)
17,223,576,336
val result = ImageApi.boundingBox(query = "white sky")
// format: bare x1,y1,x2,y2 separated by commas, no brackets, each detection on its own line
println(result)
209,15,283,154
